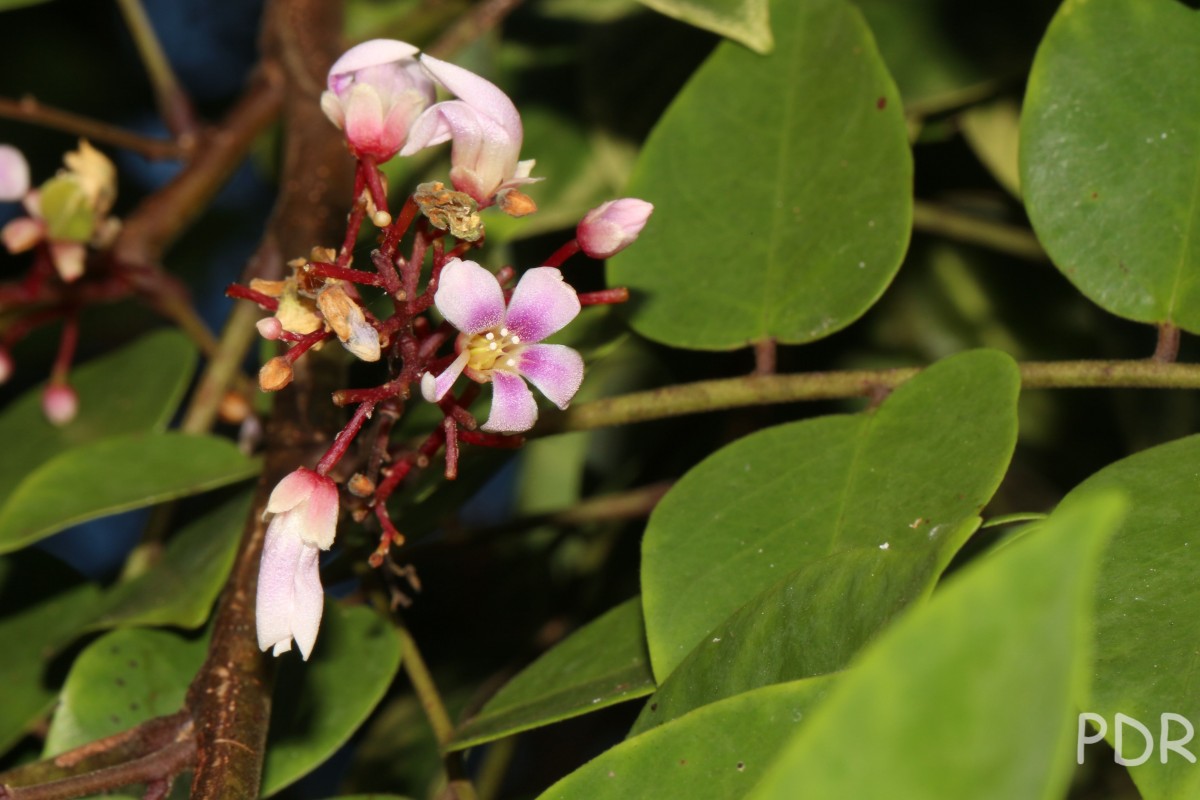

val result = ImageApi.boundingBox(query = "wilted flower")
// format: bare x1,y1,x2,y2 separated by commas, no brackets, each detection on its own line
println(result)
421,258,583,433
320,39,436,163
1,140,120,282
577,198,654,259
401,55,538,208
256,468,339,660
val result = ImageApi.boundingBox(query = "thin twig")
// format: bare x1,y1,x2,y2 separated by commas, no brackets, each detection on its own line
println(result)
534,359,1200,435
912,199,1047,262
426,0,526,58
114,0,197,138
0,96,185,160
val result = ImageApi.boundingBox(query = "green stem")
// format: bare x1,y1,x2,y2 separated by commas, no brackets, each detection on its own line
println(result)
397,625,456,748
114,0,196,138
534,359,1200,435
912,199,1046,262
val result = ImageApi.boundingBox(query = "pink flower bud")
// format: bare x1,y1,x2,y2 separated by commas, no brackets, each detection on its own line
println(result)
0,349,12,384
256,468,340,659
42,384,78,426
320,39,437,163
576,198,654,259
0,145,30,201
256,316,283,340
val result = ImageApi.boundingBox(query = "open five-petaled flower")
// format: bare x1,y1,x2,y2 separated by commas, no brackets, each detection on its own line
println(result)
421,258,584,433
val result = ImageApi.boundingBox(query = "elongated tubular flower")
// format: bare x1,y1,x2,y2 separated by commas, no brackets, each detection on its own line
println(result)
256,468,339,660
421,259,584,433
0,145,29,201
320,39,436,163
400,55,537,206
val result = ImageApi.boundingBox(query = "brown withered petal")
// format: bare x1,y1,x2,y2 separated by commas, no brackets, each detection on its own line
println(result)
414,181,483,242
258,357,294,391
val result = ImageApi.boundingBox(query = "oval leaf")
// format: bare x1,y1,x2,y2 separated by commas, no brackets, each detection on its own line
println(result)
1060,434,1200,799
0,330,196,512
1020,0,1200,330
0,433,259,553
89,492,252,630
746,493,1125,799
641,349,1019,681
261,603,404,796
450,597,656,751
538,677,833,800
635,0,772,53
609,0,912,350
632,527,974,734
43,628,206,756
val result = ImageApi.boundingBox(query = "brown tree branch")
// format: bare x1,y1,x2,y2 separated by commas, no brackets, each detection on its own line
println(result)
0,96,186,161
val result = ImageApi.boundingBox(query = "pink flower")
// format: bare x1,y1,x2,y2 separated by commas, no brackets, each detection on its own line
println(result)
421,259,584,433
256,468,339,660
320,39,437,163
401,55,538,206
0,145,30,201
577,198,654,259
41,384,77,426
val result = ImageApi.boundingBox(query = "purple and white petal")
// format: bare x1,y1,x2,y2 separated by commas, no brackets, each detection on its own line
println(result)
266,468,317,516
482,370,538,433
503,267,581,343
0,145,29,201
417,55,522,141
515,344,584,410
256,517,305,653
291,544,325,660
328,39,421,94
422,350,469,402
304,477,340,550
434,258,506,333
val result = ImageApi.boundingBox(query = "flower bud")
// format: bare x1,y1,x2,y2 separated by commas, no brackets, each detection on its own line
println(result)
317,283,381,362
576,198,654,259
320,39,436,163
0,348,12,384
256,317,284,340
259,357,294,392
42,384,78,426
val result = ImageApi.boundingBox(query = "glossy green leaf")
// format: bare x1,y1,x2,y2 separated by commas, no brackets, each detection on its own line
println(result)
609,0,911,350
634,0,771,53
43,628,206,756
747,493,1125,800
641,349,1019,680
538,677,832,800
1021,0,1200,330
960,97,1022,197
0,553,101,754
89,492,252,630
0,433,259,553
1060,434,1200,799
0,330,196,511
450,597,656,751
261,603,403,796
632,525,974,734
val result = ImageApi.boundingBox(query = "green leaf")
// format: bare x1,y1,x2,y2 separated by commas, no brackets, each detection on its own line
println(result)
450,597,656,751
1060,434,1200,799
634,0,771,53
1020,0,1200,330
0,553,101,754
0,433,259,553
261,603,404,796
631,527,974,734
854,0,992,114
746,493,1126,799
0,0,55,10
89,492,252,630
641,349,1019,680
43,628,206,756
0,330,197,511
538,677,833,800
609,0,911,350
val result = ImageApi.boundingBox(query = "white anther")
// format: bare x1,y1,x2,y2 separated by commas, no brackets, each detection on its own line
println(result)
506,358,516,367
510,334,520,344
485,332,495,341
489,342,498,350
500,327,508,336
